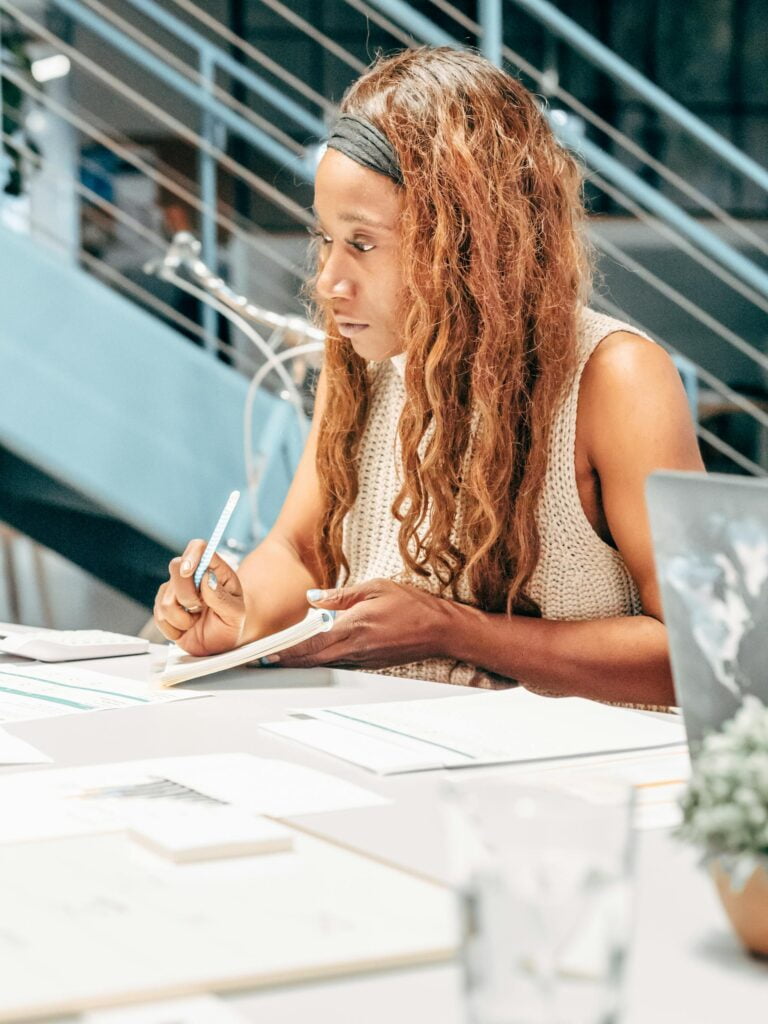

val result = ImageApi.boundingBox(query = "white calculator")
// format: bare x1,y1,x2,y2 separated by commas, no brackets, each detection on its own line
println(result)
0,629,150,663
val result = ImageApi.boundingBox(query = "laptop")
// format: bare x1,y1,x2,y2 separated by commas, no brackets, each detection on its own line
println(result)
646,470,768,750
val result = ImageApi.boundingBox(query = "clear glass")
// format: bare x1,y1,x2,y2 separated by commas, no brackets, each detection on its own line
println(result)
443,776,636,1024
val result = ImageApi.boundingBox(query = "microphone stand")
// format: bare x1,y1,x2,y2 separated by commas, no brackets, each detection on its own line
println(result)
145,232,325,543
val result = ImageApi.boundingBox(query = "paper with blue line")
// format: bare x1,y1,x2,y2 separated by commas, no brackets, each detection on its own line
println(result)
0,663,199,723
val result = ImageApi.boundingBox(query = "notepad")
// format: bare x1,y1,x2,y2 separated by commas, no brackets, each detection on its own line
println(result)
157,609,334,686
126,805,293,863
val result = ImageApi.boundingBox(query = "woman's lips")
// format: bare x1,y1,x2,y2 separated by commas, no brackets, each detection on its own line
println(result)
336,321,369,338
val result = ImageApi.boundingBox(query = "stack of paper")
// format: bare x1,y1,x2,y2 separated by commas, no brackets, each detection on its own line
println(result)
263,689,686,774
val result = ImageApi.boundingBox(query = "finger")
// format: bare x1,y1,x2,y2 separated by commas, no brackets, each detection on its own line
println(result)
168,554,204,613
197,551,244,598
153,611,184,643
155,583,201,633
178,539,208,580
271,618,354,667
276,639,358,669
305,579,387,611
198,567,245,628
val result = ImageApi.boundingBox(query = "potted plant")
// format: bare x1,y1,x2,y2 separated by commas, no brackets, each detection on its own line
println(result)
677,695,768,957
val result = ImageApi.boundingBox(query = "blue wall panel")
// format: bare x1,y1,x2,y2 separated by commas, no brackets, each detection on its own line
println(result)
0,226,303,553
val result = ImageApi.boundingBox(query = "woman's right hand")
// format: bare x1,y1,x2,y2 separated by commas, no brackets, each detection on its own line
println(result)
153,540,247,656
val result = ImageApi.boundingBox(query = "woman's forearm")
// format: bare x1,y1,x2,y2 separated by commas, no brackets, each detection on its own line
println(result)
440,601,675,706
238,535,320,644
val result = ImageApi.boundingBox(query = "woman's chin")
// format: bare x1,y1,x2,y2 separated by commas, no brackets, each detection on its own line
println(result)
348,334,401,362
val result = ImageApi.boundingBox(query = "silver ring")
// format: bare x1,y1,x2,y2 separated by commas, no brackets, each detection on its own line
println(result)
182,604,203,614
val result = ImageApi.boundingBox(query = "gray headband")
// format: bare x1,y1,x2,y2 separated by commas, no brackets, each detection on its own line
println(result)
326,114,403,185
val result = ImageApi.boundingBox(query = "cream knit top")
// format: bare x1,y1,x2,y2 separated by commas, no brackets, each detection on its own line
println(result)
341,307,649,688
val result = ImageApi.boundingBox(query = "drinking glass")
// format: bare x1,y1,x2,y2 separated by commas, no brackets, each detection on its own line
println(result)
443,776,636,1024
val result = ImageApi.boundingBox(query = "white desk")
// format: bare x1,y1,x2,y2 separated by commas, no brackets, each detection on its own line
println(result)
1,649,765,1023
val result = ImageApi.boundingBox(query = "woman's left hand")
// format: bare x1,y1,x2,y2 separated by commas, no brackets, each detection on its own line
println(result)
269,578,456,670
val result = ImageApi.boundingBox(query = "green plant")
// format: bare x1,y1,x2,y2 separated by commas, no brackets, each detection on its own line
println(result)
677,696,768,888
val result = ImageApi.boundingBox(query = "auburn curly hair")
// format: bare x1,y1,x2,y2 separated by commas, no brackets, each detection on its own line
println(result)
312,47,592,616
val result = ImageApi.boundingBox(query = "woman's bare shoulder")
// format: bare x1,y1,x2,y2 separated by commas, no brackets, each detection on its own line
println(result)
578,329,701,468
580,330,684,414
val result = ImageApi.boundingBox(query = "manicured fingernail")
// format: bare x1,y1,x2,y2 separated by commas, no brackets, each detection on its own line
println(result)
307,589,325,602
181,559,193,574
207,571,218,591
259,655,280,666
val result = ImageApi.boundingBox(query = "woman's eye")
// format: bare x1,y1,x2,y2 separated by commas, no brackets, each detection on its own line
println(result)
309,228,332,245
350,240,375,253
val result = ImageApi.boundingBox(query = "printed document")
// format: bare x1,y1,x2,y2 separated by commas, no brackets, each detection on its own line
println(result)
263,688,685,774
0,662,200,724
0,752,389,846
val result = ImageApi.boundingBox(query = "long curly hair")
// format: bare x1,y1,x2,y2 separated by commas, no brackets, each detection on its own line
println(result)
313,47,592,616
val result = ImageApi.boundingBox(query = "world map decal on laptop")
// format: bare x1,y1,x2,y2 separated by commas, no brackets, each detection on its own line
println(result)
646,471,768,749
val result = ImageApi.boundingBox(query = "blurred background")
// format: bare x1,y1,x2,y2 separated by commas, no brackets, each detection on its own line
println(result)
1,0,766,632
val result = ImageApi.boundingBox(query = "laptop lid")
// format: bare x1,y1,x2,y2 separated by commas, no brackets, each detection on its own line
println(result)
646,470,768,750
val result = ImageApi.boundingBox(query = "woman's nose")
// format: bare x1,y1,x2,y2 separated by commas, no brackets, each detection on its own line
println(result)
316,251,354,301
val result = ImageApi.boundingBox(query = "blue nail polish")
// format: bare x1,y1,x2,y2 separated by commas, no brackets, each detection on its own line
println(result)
307,589,325,601
258,656,274,667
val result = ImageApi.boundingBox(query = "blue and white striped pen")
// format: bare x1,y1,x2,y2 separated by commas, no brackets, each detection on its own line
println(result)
194,489,241,589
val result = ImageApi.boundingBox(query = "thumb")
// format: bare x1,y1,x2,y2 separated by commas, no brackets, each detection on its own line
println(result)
306,580,383,611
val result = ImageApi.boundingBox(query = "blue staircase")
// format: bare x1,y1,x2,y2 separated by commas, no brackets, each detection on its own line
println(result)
0,224,303,604
1,0,766,610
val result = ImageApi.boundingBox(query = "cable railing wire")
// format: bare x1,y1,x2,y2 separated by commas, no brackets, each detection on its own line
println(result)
590,230,768,376
0,64,308,298
419,0,768,259
166,0,336,116
5,0,765,474
2,4,312,225
255,0,366,73
0,130,268,360
75,0,306,153
588,172,768,316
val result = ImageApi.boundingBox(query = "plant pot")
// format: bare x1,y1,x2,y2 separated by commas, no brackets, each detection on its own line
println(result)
711,861,768,957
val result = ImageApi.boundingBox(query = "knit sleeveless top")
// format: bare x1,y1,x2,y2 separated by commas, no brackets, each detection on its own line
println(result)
340,307,650,687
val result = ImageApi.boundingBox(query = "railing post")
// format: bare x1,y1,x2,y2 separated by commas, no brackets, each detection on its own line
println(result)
479,0,503,68
198,47,218,353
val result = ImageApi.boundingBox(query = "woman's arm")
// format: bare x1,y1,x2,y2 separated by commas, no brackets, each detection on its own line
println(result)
153,370,327,654
445,334,704,704
278,335,704,707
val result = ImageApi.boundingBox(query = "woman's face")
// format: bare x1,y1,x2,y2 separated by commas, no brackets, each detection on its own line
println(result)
313,148,404,362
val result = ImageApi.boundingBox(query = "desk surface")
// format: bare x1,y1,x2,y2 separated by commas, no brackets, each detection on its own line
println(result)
2,650,765,1023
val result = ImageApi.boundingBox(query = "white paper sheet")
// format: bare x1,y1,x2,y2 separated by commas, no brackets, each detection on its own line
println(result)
0,727,51,764
0,752,389,846
0,828,456,1020
0,662,201,723
83,995,248,1024
264,688,686,774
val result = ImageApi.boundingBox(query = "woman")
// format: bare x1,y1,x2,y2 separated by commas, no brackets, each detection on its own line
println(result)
154,48,703,707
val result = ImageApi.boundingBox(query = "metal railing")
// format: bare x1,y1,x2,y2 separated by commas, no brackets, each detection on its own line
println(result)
2,0,767,475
